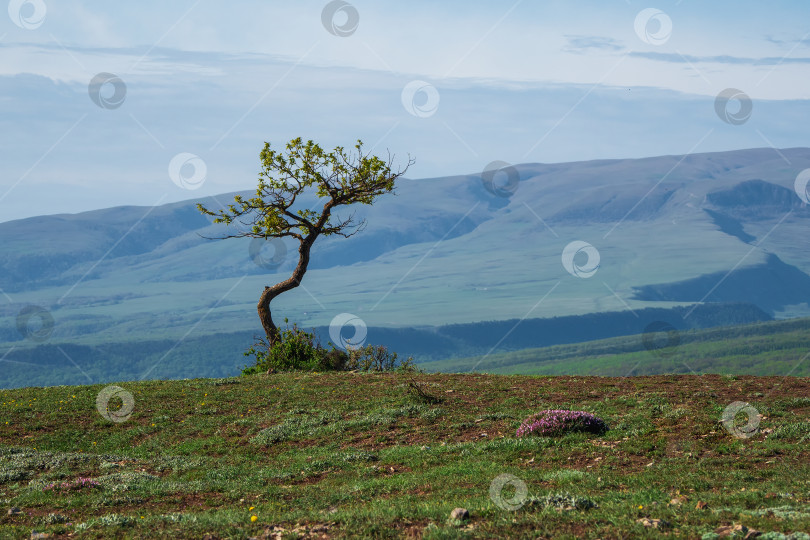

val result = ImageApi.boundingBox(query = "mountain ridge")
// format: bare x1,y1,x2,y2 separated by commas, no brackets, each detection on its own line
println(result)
2,146,810,354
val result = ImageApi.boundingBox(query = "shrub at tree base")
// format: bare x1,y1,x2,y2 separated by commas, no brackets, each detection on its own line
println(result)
242,320,417,374
242,322,328,374
516,410,608,437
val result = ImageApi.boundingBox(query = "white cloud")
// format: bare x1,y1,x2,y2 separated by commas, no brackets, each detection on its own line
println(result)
0,1,807,222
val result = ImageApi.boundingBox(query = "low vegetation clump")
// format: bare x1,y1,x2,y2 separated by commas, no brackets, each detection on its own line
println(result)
42,477,100,492
242,322,331,374
516,409,608,437
345,344,417,373
242,320,416,374
528,492,599,511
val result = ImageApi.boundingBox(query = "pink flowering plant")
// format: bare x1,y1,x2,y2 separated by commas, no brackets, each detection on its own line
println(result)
516,409,607,437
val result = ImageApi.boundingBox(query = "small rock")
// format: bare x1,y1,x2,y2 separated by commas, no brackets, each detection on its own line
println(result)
31,533,52,540
449,507,469,521
669,495,688,506
636,518,670,529
8,507,22,516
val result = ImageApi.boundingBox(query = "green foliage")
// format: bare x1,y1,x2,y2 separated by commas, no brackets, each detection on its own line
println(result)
242,320,331,374
197,137,409,240
241,320,416,374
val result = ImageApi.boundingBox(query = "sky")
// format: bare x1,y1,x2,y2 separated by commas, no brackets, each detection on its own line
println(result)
0,0,808,222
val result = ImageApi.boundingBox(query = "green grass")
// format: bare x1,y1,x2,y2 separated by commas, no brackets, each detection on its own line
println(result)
0,373,808,538
419,317,810,376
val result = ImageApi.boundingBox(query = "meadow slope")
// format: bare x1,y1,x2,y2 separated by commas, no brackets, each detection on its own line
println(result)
0,373,808,538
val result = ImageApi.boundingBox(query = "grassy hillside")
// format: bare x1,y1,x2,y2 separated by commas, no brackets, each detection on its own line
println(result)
0,373,808,538
420,317,810,377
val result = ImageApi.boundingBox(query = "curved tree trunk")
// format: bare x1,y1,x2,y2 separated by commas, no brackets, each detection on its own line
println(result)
257,200,336,348
257,239,313,347
257,286,282,346
257,224,327,347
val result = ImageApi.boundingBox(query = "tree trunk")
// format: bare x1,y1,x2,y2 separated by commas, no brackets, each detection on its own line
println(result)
257,286,280,345
256,234,317,348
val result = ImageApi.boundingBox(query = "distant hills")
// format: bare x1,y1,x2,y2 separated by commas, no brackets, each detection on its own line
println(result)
2,147,810,385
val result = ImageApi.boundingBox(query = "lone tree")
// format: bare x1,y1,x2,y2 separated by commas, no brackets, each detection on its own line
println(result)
197,137,411,347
